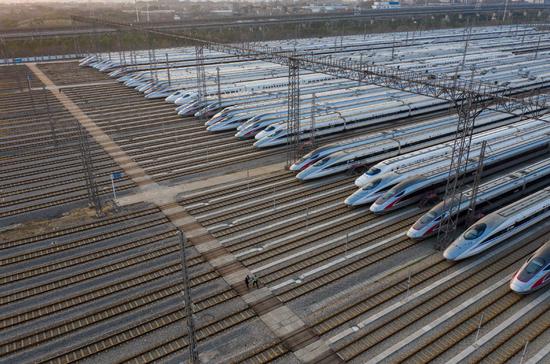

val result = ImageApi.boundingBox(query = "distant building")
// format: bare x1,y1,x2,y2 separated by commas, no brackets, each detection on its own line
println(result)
372,1,401,9
302,4,353,13
209,9,234,17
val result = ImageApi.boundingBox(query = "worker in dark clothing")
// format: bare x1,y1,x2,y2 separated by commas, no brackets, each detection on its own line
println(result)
245,275,250,288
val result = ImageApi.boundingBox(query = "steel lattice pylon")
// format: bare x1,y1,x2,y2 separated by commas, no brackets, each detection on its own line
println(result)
177,230,199,364
467,140,488,226
436,93,484,248
77,123,102,217
286,57,300,167
195,45,207,118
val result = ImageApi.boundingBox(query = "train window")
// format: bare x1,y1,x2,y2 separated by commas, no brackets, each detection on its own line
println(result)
415,211,438,228
464,223,487,240
366,168,381,176
525,258,545,275
393,190,406,198
379,189,397,202
314,157,332,167
362,179,381,191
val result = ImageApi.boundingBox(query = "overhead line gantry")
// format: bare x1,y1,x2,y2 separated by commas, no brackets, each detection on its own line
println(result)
72,14,549,246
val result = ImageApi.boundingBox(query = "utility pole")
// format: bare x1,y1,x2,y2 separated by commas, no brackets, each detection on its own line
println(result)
436,89,483,249
77,123,102,217
135,0,140,23
216,66,221,108
502,0,509,23
43,86,58,147
467,140,487,226
286,57,300,167
166,53,171,86
177,229,199,364
461,27,472,71
195,44,207,120
534,35,541,60
309,93,316,149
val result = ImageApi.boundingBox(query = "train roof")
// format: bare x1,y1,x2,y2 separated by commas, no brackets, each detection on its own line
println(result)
533,241,550,261
393,127,549,175
461,157,550,201
497,187,550,217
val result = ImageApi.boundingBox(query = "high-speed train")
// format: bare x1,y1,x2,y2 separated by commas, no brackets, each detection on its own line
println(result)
290,110,524,173
346,121,550,206
444,188,550,261
169,73,336,114
173,73,338,116
297,113,545,181
205,79,360,127
254,96,449,148
173,73,335,106
354,117,549,188
510,240,550,294
296,128,452,181
209,89,406,132
406,157,550,240
369,131,550,214
232,88,411,136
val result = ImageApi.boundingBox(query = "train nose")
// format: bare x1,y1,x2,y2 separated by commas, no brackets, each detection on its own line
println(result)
355,174,369,187
344,194,358,206
443,246,462,261
236,128,257,139
345,190,370,207
255,131,267,140
509,278,530,294
369,201,385,214
289,163,302,171
296,169,316,181
253,139,267,148
406,226,424,240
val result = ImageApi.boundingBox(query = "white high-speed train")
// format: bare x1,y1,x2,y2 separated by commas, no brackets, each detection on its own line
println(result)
254,96,449,148
288,113,462,172
406,157,550,240
209,89,405,132
511,240,550,294
370,133,550,215
296,128,452,181
173,73,335,106
205,79,360,127
444,188,550,261
231,88,410,136
354,118,549,188
346,120,550,206
297,113,544,181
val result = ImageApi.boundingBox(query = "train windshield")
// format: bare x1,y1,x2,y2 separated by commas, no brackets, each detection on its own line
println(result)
314,157,332,167
525,257,546,275
362,179,381,190
379,189,396,202
366,167,381,176
412,211,439,230
463,223,487,240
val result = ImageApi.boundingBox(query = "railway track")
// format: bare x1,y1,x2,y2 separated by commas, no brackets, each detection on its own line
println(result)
0,203,264,363
0,65,43,92
2,65,458,220
0,87,137,220
328,232,549,363
3,38,549,363
37,61,110,85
